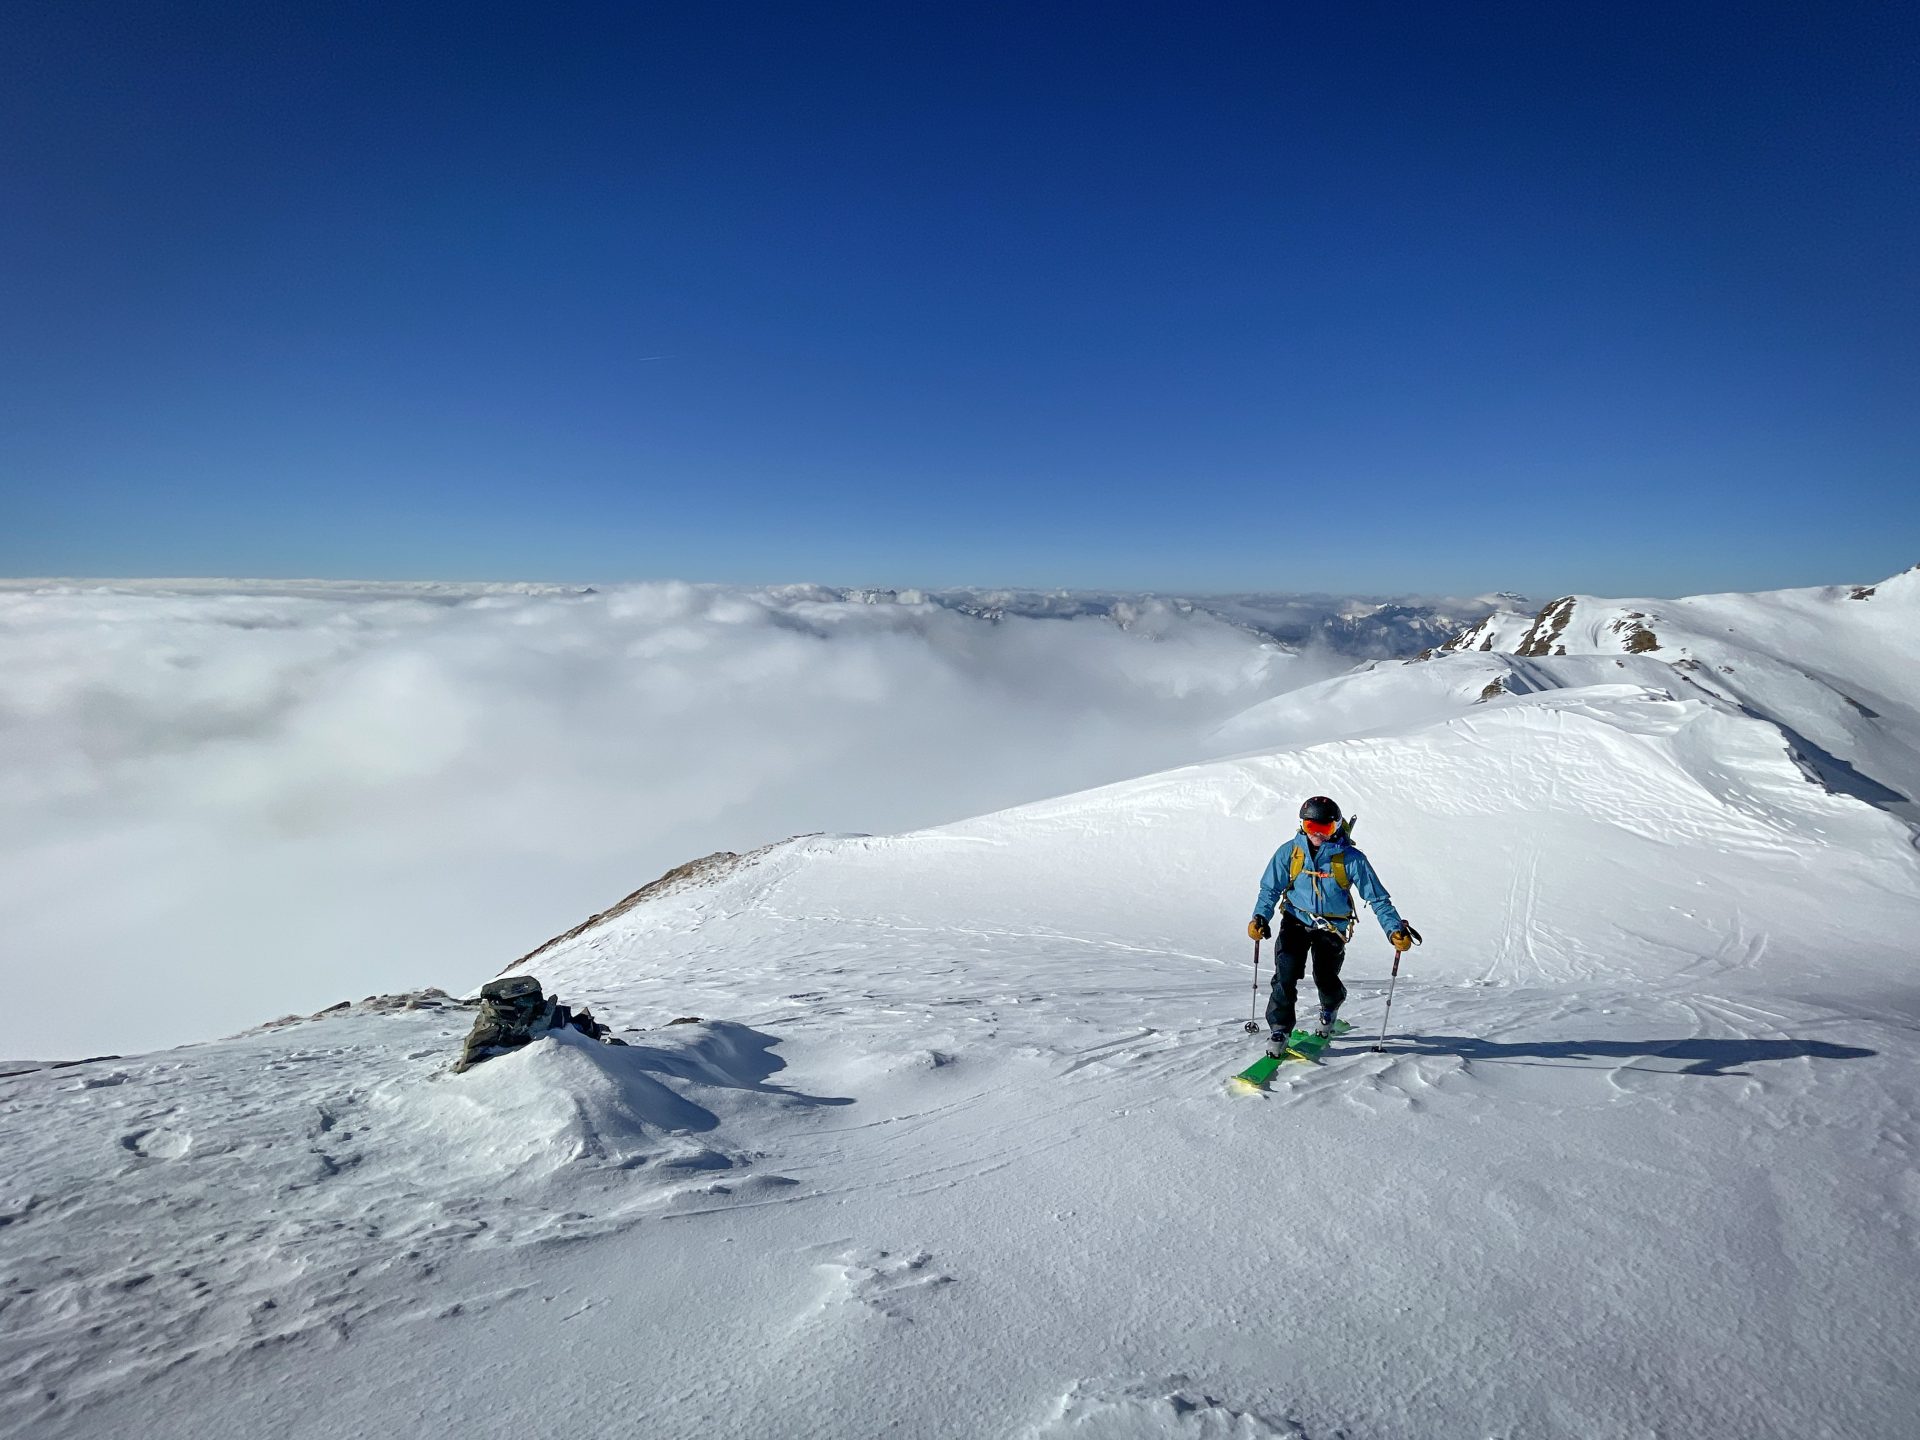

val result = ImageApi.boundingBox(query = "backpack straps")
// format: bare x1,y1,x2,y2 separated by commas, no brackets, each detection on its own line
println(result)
1286,836,1351,893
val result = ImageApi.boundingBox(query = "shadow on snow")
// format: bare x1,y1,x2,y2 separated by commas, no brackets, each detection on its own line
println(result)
1385,1033,1876,1077
617,1019,855,1113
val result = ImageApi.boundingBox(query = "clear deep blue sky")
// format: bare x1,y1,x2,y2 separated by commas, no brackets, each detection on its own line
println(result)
2,2,1915,596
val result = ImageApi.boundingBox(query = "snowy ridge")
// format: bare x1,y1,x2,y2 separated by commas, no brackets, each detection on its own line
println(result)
1431,606,1536,654
4,572,1920,1438
1450,566,1920,824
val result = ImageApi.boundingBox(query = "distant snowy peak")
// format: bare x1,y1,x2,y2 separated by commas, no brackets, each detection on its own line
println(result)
1432,608,1537,655
1514,596,1665,657
1418,566,1920,825
1429,566,1920,665
1467,564,1920,663
1432,595,1668,660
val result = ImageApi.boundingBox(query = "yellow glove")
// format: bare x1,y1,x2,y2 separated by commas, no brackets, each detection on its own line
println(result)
1389,928,1415,953
1248,917,1271,940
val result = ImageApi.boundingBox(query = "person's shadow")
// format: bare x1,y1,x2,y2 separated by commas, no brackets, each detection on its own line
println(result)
1381,1033,1875,1077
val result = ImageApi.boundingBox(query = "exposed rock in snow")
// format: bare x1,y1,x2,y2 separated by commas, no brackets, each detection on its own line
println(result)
1514,594,1578,656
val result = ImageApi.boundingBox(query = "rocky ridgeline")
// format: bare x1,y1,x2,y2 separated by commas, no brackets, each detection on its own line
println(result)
257,987,474,1031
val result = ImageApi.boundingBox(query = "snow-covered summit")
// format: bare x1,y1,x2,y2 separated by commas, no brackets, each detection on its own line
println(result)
1429,605,1536,655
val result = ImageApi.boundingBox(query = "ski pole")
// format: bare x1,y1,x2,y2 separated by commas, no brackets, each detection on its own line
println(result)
1244,936,1263,1034
1371,925,1422,1052
1371,952,1402,1052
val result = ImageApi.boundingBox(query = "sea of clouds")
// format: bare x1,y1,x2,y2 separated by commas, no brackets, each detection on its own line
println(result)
0,580,1441,1057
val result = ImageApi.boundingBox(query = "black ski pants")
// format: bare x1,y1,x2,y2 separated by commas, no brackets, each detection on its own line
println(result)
1265,911,1348,1036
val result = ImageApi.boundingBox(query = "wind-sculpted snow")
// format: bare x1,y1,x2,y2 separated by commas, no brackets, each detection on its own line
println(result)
0,1009,836,1430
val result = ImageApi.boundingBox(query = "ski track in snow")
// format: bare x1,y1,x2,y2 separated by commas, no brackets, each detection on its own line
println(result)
6,581,1920,1439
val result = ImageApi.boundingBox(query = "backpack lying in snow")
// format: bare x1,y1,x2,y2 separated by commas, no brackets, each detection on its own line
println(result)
454,975,627,1073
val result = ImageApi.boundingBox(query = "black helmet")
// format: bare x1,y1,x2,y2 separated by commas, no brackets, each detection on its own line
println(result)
1299,796,1342,825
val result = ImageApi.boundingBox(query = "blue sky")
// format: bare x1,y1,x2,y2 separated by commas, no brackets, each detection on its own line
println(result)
2,2,1914,596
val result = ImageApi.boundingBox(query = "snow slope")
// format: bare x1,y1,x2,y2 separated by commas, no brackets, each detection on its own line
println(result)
4,576,1920,1440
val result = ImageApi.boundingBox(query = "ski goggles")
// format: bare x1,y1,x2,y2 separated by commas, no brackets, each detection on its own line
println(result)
1301,818,1336,840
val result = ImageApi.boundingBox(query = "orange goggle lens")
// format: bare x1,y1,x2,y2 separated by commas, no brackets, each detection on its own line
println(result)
1303,820,1335,838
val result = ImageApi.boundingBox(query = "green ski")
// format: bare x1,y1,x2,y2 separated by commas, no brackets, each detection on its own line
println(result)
1231,1021,1351,1089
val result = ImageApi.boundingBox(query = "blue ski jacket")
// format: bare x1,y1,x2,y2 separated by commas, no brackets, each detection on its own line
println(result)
1253,833,1406,939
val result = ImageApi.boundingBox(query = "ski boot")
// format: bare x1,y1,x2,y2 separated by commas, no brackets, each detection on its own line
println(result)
1266,1031,1291,1059
1312,1007,1340,1038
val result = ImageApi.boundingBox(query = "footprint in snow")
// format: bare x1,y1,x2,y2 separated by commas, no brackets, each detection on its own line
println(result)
797,1246,955,1326
1021,1376,1303,1439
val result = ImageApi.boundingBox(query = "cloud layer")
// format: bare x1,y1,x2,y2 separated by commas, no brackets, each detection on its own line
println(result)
0,581,1384,1056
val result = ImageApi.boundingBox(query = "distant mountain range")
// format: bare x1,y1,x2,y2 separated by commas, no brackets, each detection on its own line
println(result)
0,573,1531,660
770,583,1534,658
